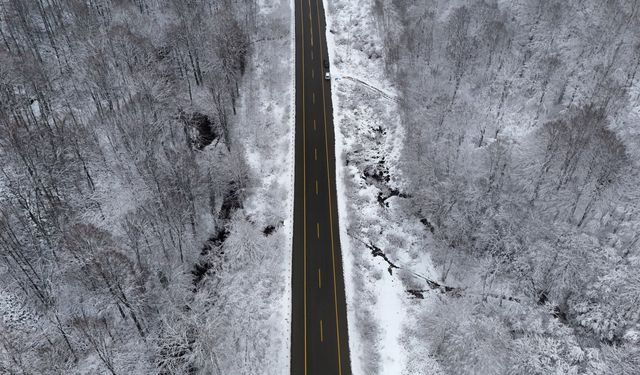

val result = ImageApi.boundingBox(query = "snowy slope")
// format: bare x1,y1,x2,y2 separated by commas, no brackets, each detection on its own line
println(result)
322,0,441,373
231,0,295,373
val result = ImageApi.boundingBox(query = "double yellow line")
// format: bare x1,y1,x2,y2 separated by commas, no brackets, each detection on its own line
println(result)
300,0,345,373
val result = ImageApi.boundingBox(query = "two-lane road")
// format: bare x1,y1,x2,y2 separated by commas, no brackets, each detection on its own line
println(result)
290,0,351,374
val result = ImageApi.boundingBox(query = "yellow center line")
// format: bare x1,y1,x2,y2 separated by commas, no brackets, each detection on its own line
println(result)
316,222,320,239
299,0,308,373
315,148,318,160
320,320,324,342
318,268,322,288
315,0,344,372
316,180,319,195
314,119,317,131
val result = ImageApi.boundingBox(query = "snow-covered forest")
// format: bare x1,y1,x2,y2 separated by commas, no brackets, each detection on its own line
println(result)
3,0,640,372
372,0,640,372
0,0,292,373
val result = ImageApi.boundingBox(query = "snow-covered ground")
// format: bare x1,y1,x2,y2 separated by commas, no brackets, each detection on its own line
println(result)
323,0,440,373
225,0,293,372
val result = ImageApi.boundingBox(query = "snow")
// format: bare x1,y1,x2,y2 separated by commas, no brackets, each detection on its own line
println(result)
230,0,294,372
322,0,438,373
0,290,36,331
281,0,297,371
30,99,41,118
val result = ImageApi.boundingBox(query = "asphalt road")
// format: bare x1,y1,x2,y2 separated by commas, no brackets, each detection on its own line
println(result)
290,0,352,374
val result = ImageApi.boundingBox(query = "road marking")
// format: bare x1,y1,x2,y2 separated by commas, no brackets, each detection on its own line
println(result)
308,0,313,48
316,222,320,239
320,320,324,342
313,93,315,104
318,268,322,288
312,69,314,79
311,50,314,60
315,1,344,373
314,119,317,131
316,179,319,195
299,0,308,372
315,148,317,160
